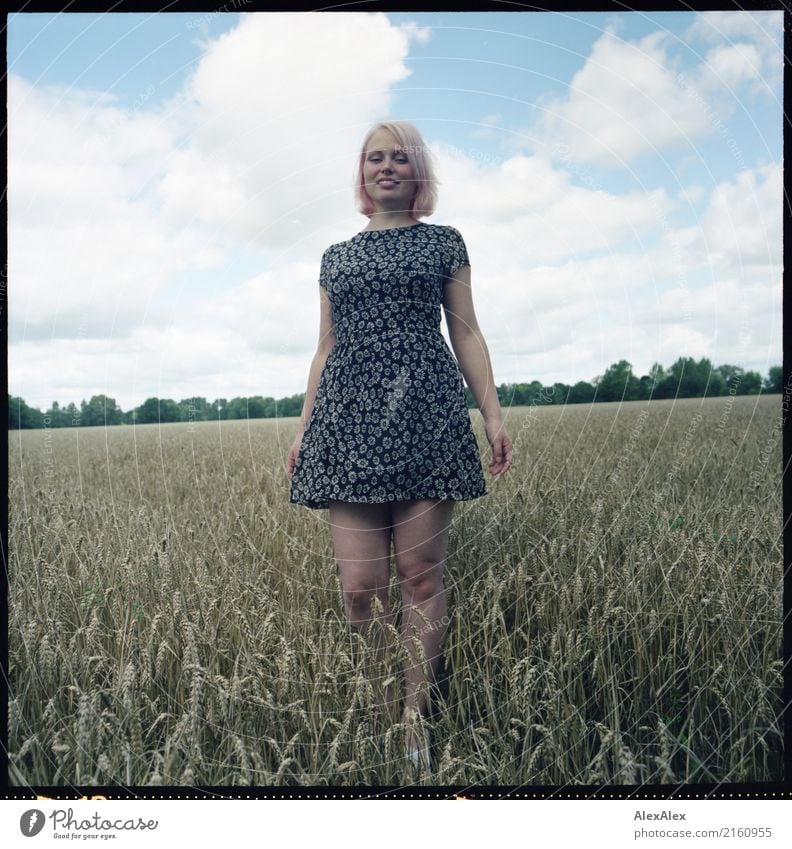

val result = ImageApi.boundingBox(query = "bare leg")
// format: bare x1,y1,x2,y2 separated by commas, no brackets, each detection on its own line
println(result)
328,500,398,726
391,498,455,741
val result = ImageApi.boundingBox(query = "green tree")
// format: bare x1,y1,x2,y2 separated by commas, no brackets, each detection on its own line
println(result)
133,398,179,423
568,380,595,404
260,397,278,417
648,362,665,385
158,399,181,422
716,364,744,391
498,383,518,406
246,396,269,419
275,394,308,418
179,396,212,422
638,374,654,398
703,364,726,397
667,356,712,398
502,383,531,405
64,402,80,426
523,381,549,405
44,400,65,428
8,395,41,429
597,360,640,401
79,394,124,426
225,397,257,419
551,382,571,405
739,371,763,394
764,366,782,393
135,397,162,424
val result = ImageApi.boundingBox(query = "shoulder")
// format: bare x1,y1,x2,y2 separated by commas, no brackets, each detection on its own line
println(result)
433,224,468,252
434,225,470,275
430,223,466,243
424,222,461,234
318,243,341,287
321,242,341,262
421,223,466,244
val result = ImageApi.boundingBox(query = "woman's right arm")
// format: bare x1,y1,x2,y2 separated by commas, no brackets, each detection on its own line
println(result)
287,275,336,480
296,286,336,435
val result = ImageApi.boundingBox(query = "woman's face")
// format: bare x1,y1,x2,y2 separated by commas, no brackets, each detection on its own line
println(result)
362,130,417,212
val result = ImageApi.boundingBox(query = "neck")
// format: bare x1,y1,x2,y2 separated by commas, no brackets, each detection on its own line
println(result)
365,209,419,231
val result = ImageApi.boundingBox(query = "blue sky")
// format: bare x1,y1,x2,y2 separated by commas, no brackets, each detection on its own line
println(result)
8,10,783,410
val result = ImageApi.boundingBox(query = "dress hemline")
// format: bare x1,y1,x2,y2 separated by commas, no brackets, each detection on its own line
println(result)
289,487,488,511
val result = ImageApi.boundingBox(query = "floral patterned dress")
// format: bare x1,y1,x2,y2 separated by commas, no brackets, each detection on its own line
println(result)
289,221,487,510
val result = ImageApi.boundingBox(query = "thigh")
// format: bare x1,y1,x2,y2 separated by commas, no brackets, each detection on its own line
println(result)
328,500,393,591
391,498,455,576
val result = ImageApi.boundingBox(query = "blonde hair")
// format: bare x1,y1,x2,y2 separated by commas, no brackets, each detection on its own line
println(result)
353,121,438,218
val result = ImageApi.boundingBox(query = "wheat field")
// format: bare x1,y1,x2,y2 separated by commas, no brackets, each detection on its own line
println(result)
7,395,783,787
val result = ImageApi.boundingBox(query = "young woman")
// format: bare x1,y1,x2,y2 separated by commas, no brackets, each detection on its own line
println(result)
287,120,513,770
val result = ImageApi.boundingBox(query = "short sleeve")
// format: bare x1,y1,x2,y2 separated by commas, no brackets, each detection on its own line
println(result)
319,246,333,290
446,226,470,278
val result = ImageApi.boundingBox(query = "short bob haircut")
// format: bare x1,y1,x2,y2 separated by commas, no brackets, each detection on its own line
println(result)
353,121,439,219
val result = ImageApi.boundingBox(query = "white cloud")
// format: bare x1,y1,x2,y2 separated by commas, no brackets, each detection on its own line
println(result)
684,10,782,45
431,142,675,264
470,113,504,139
8,73,207,342
8,13,427,343
685,10,783,97
701,42,762,89
676,184,707,205
474,160,781,386
527,26,716,168
527,14,780,170
646,162,782,275
699,163,782,267
154,12,428,248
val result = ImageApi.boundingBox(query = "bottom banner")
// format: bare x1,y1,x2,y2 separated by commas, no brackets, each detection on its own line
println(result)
2,798,790,848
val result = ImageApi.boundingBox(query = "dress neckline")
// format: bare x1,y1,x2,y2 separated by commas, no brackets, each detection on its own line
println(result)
353,221,425,238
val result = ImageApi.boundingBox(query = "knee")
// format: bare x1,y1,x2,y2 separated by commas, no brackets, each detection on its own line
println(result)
343,586,387,620
396,558,443,601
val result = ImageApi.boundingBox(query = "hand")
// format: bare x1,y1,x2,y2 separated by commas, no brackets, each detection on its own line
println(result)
483,418,513,477
286,433,303,479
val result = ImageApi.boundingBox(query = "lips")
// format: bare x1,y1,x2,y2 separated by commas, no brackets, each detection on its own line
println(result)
377,180,399,187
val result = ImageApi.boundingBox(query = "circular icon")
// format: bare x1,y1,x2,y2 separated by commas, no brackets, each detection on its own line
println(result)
20,809,46,837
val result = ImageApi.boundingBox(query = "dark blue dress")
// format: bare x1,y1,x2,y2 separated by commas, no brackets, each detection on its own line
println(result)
289,221,487,510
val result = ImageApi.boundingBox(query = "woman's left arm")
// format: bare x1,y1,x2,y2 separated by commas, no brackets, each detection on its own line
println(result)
443,264,513,476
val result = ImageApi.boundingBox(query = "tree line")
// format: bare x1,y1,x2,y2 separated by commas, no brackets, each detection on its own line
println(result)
7,356,782,430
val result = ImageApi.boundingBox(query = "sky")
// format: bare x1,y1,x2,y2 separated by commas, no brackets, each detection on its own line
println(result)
7,10,783,411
